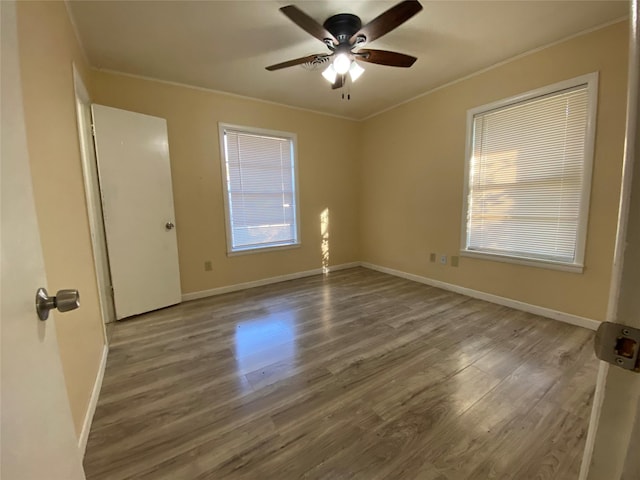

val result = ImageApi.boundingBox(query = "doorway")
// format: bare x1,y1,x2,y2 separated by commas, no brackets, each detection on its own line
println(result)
73,66,115,339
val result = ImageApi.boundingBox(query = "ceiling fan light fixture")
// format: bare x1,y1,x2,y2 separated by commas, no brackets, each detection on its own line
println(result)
322,64,338,83
266,2,423,91
349,61,364,82
333,53,351,75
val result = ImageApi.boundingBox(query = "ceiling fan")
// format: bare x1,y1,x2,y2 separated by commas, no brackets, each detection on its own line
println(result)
266,0,423,90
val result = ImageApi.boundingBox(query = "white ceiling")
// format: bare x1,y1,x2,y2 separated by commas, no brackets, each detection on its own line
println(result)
67,1,628,120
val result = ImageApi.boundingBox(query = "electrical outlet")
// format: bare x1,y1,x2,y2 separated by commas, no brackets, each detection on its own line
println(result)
204,260,212,271
429,253,436,263
451,256,459,267
439,254,447,265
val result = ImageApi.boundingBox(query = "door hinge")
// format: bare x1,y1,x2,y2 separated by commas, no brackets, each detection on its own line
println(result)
91,123,96,137
594,322,640,372
109,285,114,297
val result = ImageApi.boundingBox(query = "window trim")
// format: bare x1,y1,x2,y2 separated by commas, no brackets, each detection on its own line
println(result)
459,72,599,273
218,122,301,255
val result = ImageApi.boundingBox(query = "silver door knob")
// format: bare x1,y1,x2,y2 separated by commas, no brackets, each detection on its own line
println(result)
35,288,80,321
165,221,175,230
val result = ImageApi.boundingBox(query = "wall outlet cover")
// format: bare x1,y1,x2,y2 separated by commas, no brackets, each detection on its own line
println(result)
429,253,436,262
204,260,213,271
451,256,459,267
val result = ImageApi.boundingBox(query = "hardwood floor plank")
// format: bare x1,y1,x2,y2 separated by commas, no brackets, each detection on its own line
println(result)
84,267,597,479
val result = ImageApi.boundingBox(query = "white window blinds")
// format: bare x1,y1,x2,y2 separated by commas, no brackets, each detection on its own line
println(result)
221,126,299,253
464,80,594,267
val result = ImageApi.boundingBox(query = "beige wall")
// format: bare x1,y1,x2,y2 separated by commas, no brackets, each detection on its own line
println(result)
360,21,629,321
91,72,361,295
16,1,105,435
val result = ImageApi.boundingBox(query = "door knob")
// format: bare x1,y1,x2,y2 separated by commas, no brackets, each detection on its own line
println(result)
35,288,80,321
165,221,175,230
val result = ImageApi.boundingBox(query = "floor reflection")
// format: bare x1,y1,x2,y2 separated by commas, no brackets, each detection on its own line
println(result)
321,208,330,273
234,311,297,375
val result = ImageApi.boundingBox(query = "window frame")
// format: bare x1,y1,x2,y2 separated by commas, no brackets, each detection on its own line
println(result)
218,122,301,256
459,72,599,273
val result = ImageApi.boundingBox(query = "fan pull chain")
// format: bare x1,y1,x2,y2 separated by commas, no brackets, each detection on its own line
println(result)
341,83,352,101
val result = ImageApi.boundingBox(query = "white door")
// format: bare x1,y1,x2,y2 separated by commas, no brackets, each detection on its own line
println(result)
0,2,85,478
581,1,640,479
91,105,182,319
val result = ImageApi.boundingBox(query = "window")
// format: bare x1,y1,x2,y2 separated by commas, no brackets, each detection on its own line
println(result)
219,124,299,254
461,73,598,272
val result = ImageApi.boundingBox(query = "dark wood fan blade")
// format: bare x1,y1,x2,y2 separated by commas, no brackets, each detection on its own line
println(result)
357,49,417,67
350,0,422,44
281,5,338,45
266,54,328,71
332,74,345,90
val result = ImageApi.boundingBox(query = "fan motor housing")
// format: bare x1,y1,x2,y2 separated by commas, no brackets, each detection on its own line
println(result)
323,13,362,43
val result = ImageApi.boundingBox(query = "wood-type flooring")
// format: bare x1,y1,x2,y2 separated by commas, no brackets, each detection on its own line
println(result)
84,267,598,479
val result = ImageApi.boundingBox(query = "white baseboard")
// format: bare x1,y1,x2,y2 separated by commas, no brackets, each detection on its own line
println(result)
78,343,108,455
181,262,361,302
181,260,600,330
360,262,600,331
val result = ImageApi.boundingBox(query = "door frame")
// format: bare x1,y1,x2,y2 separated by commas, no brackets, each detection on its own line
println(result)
579,1,640,478
72,64,114,330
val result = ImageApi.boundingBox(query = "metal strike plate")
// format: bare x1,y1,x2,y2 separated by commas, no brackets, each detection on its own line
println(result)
594,322,640,372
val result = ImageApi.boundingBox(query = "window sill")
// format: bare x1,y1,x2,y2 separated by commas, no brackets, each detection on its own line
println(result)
227,243,301,257
460,250,584,273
